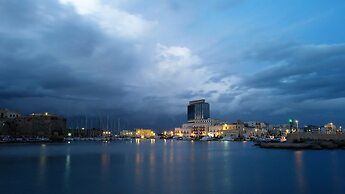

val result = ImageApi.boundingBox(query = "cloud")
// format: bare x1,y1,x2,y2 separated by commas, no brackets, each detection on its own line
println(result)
212,42,345,124
244,43,345,99
0,0,345,129
0,0,231,129
59,0,157,38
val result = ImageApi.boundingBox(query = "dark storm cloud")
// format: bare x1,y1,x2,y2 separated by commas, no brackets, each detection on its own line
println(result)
244,43,345,100
212,42,345,125
0,0,185,129
1,0,345,129
0,0,132,110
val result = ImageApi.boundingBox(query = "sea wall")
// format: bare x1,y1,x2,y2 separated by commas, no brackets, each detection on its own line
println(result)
287,132,345,143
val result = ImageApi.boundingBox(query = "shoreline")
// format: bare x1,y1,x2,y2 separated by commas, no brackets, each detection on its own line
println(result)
258,142,345,150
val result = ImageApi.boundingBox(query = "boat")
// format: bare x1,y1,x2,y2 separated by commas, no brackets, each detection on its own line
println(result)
200,136,212,141
221,136,234,141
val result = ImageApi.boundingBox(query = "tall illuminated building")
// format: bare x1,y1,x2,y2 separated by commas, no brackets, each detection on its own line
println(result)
187,99,210,122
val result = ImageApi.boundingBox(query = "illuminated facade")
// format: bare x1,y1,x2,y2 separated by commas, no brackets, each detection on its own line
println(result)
135,128,155,138
324,123,337,134
208,123,240,137
174,127,191,137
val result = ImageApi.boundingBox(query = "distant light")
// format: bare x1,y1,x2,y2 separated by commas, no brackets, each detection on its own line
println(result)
45,112,48,116
68,133,72,137
68,141,71,144
82,128,85,130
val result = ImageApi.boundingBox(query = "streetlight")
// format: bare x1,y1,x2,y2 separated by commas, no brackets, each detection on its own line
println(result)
295,120,299,132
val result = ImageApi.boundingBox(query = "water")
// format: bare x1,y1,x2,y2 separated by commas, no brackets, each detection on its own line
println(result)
0,140,344,194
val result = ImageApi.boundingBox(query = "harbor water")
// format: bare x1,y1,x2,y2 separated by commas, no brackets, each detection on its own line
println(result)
0,140,344,194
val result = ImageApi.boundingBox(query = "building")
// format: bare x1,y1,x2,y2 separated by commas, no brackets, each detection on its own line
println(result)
3,112,66,137
187,99,210,122
135,128,155,139
324,123,337,134
190,118,221,137
174,127,191,137
119,130,134,137
0,109,20,120
175,99,222,138
303,125,321,133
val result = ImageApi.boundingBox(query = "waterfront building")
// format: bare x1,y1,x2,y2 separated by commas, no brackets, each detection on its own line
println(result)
162,130,174,138
187,99,210,122
175,99,223,138
0,109,21,120
119,130,134,137
3,112,66,137
190,118,221,137
324,123,337,134
174,127,191,137
303,125,321,133
135,128,155,139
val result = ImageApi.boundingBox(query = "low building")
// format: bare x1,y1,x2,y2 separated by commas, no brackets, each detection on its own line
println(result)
135,128,155,139
324,123,337,134
303,125,321,133
119,130,134,137
174,127,191,137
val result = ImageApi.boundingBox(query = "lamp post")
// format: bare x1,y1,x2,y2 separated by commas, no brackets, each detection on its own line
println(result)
295,120,299,132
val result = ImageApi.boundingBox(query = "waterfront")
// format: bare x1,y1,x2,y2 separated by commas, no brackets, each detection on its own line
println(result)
1,140,345,194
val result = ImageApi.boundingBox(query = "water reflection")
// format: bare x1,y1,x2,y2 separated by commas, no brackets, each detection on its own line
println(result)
294,151,306,193
134,148,144,192
101,152,110,176
37,144,47,186
135,138,141,144
1,141,345,194
64,148,71,192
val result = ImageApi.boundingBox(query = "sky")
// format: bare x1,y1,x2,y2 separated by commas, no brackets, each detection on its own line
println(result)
1,0,345,130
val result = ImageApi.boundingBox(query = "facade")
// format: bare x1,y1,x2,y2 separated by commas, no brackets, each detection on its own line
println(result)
119,130,134,137
324,123,337,134
135,128,155,138
190,118,221,137
176,99,222,138
303,125,321,133
174,127,191,137
0,109,20,120
187,99,210,122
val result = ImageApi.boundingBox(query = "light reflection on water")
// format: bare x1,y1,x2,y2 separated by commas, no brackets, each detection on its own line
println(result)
294,150,306,193
0,141,344,194
64,148,71,192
